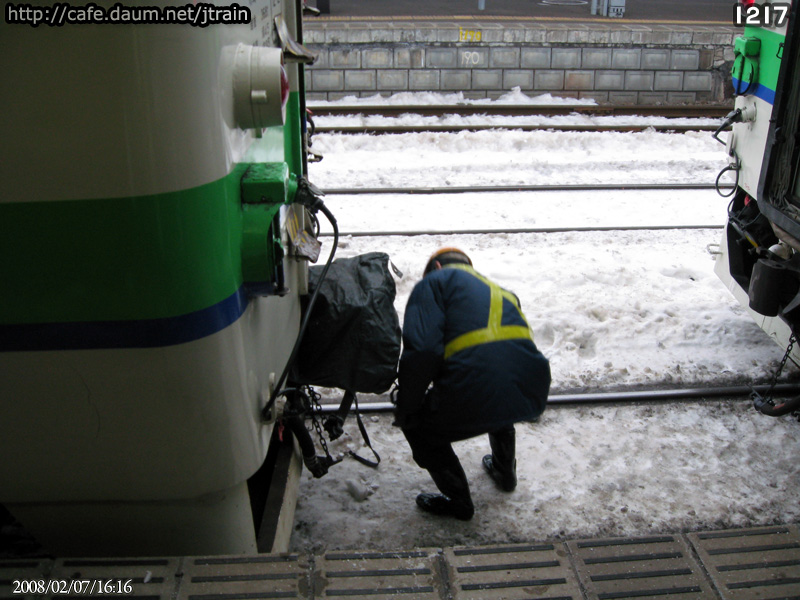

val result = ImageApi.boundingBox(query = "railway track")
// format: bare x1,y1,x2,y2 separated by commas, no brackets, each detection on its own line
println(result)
316,122,723,134
314,123,720,134
319,383,800,412
321,182,732,195
308,103,733,119
320,223,721,237
308,103,730,134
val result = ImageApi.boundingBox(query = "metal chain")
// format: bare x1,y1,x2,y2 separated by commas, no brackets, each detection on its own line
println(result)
305,386,335,462
763,333,796,403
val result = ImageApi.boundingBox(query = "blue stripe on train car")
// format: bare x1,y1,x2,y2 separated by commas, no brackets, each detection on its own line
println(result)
0,288,249,351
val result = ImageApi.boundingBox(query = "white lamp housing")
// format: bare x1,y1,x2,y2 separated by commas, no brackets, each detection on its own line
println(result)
232,44,289,130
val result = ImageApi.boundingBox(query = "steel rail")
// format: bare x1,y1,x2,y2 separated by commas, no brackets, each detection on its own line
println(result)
318,224,723,237
315,123,720,135
321,183,732,195
317,383,800,414
308,104,733,119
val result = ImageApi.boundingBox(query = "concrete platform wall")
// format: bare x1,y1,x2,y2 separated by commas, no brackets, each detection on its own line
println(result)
304,20,738,105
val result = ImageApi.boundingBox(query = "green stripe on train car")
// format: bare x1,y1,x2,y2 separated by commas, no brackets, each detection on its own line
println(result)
0,165,256,325
285,91,304,176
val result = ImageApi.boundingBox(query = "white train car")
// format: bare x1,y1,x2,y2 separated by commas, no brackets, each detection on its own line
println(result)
0,0,317,555
715,0,800,388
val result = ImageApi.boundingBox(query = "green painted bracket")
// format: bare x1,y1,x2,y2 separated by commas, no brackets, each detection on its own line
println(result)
735,35,761,57
732,36,761,94
240,162,298,295
242,162,295,205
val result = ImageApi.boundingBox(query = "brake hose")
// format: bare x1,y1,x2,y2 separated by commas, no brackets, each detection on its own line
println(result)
712,108,744,197
753,394,800,417
261,178,339,422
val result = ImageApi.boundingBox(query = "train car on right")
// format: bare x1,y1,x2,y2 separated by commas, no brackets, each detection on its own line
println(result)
715,0,800,408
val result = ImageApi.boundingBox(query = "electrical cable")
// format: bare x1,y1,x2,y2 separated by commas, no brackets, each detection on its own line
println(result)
727,197,736,219
727,193,763,233
712,109,743,198
712,108,742,145
716,163,739,198
732,56,757,97
261,184,339,421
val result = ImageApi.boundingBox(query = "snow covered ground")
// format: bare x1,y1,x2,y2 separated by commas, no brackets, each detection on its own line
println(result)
288,91,800,554
308,129,722,189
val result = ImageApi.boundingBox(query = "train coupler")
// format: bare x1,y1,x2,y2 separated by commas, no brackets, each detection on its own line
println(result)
302,454,343,479
752,389,800,418
279,386,344,478
751,333,800,419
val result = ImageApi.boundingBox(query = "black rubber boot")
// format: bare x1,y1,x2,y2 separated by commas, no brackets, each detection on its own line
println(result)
483,427,517,492
416,465,474,520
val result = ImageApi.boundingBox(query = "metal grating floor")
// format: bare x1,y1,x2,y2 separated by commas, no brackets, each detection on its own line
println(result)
568,534,715,599
4,526,800,600
445,543,581,599
179,555,307,600
688,525,800,600
314,550,443,599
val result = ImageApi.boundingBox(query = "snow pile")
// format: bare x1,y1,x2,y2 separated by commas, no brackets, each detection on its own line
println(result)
310,129,726,188
289,93,800,554
290,403,800,553
327,229,780,393
319,189,728,233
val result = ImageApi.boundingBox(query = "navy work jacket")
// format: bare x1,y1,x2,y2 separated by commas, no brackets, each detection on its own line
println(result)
396,264,550,434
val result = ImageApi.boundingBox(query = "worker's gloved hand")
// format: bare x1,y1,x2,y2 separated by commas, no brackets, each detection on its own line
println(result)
323,415,345,440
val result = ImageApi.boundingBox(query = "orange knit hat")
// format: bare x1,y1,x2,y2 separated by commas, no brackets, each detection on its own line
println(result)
424,247,472,275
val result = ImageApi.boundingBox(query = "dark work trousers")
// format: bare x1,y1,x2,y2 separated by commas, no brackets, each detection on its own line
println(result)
402,424,516,473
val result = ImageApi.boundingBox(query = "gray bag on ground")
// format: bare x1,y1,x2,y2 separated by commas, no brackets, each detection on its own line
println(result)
294,252,401,394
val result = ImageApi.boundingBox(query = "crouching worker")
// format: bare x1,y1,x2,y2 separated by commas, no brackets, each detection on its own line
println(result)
394,248,551,520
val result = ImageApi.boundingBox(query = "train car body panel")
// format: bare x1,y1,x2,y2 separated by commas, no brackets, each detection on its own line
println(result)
1,0,313,556
714,242,794,351
716,0,800,366
728,19,788,196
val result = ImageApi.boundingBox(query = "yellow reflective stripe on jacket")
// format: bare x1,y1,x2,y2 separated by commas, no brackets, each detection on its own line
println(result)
442,264,533,360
